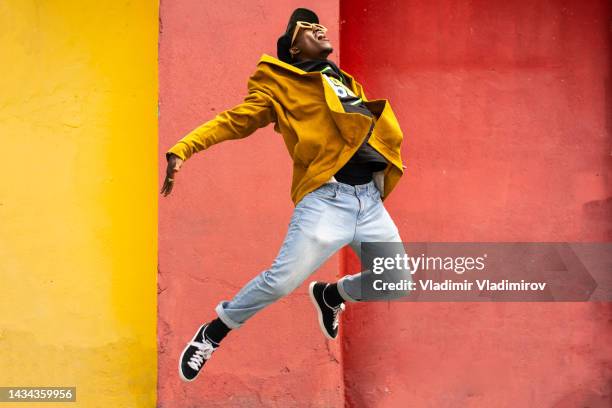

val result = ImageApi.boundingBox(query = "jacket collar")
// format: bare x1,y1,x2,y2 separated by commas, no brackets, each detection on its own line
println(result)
257,54,402,172
258,53,358,88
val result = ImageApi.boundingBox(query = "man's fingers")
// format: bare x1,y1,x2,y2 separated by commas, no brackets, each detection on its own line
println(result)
161,177,175,196
164,180,173,196
162,157,182,196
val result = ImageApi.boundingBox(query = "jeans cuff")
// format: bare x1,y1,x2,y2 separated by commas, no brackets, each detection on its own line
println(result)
337,276,359,302
214,302,242,329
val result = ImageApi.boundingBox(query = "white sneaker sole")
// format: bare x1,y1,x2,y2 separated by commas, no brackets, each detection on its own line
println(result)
178,323,207,382
308,282,336,341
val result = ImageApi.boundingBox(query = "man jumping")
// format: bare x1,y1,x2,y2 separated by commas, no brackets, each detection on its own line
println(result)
161,8,409,382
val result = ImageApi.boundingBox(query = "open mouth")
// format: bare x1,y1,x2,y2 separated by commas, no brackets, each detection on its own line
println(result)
315,31,329,41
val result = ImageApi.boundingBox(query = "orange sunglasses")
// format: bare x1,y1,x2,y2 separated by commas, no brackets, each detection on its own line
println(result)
290,21,328,47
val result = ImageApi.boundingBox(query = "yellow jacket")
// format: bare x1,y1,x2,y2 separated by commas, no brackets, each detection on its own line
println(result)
166,54,405,206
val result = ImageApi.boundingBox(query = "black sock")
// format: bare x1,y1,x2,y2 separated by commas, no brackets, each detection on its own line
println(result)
323,283,345,308
204,318,231,344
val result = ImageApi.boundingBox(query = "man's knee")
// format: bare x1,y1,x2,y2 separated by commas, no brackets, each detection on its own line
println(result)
262,269,299,298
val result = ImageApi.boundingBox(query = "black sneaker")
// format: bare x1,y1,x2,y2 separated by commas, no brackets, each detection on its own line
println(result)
309,282,346,340
178,323,219,382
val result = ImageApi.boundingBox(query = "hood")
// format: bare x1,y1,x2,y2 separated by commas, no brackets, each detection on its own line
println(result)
256,53,358,91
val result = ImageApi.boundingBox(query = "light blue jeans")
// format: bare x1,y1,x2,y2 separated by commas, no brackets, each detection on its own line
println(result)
215,180,411,329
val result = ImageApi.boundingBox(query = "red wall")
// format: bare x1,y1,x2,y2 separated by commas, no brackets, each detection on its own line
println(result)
159,1,611,406
339,0,612,406
158,1,344,407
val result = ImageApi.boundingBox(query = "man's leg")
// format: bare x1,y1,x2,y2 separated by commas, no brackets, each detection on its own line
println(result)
336,186,413,302
180,184,358,381
215,185,356,329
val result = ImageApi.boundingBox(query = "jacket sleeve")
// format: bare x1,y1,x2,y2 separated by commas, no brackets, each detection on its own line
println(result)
165,76,277,161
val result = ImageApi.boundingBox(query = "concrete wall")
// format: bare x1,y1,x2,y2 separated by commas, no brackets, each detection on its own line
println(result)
339,0,612,406
157,1,344,407
0,1,159,407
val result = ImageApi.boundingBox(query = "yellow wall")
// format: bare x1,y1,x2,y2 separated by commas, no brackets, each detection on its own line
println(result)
0,1,158,407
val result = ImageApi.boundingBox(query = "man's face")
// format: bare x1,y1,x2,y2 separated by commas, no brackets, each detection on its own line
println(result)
290,23,333,61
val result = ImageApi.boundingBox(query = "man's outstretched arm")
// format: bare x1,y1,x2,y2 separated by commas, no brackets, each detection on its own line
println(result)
165,88,277,162
161,75,277,196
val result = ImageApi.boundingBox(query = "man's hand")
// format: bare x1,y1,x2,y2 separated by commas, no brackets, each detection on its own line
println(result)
161,154,184,196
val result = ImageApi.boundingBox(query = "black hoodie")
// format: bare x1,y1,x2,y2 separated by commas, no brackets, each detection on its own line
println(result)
290,59,388,185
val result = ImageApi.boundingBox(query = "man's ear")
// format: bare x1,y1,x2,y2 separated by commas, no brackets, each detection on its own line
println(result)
289,46,300,58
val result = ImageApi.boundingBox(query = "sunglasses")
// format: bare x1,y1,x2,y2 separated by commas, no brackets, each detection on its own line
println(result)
290,21,328,47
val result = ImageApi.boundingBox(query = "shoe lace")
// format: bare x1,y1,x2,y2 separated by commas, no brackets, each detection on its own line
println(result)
332,303,345,329
187,339,216,371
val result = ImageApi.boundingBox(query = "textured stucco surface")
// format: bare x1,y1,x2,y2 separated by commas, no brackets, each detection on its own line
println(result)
157,0,611,406
339,0,612,406
0,1,159,406
157,1,344,407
